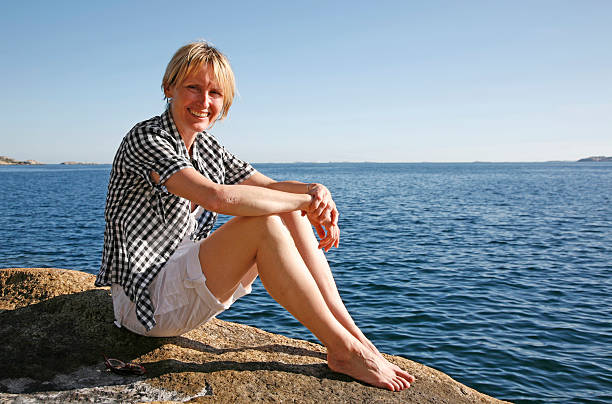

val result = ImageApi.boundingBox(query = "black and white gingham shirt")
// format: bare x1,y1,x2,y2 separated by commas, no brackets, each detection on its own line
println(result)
95,108,254,330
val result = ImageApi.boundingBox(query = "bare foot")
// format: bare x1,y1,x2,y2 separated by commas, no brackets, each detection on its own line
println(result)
359,335,381,356
327,341,414,391
356,336,415,384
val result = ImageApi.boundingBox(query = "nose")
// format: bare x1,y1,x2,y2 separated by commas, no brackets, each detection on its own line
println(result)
199,91,213,107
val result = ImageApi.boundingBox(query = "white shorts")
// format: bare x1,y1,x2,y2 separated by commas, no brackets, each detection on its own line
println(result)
111,236,251,337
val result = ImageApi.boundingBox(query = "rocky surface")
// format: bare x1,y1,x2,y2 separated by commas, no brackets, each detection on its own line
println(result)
0,156,44,165
0,268,510,403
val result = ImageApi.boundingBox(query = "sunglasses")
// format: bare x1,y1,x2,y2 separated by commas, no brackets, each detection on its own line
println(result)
104,354,146,376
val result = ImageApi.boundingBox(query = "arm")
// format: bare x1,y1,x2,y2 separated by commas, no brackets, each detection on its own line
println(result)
157,168,312,217
242,173,338,224
242,172,341,251
241,172,309,193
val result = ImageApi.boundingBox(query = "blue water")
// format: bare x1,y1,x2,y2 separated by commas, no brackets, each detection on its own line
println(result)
1,162,610,403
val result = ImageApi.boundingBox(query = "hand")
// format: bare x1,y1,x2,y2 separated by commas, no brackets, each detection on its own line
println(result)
303,183,340,251
303,183,339,227
311,220,340,252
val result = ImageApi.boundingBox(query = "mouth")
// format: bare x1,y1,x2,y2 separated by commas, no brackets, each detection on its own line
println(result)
188,108,209,119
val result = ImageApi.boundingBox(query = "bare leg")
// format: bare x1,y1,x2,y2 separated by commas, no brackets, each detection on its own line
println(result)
278,211,377,350
278,211,414,383
198,214,412,391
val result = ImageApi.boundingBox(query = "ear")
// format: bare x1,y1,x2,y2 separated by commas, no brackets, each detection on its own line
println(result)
163,85,174,99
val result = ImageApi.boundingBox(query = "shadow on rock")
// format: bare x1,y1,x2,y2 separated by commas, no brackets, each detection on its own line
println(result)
0,283,334,394
0,289,167,385
171,336,327,360
142,358,349,381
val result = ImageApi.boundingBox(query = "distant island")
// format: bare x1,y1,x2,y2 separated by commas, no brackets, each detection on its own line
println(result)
60,161,100,165
577,156,612,162
0,156,102,165
0,156,44,165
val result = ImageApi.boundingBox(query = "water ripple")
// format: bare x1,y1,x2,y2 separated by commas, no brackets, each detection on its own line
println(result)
2,162,612,403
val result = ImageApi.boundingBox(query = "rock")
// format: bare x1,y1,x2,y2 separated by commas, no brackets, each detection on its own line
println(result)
0,156,44,165
0,268,509,403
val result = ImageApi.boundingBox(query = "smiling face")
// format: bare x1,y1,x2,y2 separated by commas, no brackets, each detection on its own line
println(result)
164,64,224,140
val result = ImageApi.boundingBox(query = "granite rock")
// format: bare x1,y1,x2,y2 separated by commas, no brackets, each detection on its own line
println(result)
0,156,44,165
0,268,510,403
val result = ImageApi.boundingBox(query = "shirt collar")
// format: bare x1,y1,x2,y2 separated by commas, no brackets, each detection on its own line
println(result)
161,108,207,151
160,108,183,144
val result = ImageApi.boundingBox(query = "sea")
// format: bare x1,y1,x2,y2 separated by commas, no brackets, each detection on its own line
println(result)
1,162,610,403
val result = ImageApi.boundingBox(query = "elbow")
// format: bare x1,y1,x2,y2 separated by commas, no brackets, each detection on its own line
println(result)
200,184,232,213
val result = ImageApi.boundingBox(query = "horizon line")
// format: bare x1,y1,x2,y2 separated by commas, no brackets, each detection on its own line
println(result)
3,159,610,166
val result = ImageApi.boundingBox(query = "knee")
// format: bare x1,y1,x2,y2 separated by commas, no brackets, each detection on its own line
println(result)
236,214,292,244
259,214,291,241
261,214,288,232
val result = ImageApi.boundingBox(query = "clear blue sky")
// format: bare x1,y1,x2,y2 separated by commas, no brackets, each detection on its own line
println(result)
1,0,610,163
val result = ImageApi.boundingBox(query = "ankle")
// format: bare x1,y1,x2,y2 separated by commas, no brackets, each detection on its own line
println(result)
326,336,362,361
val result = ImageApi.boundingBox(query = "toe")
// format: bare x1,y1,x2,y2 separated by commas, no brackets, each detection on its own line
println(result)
400,376,411,389
398,369,415,383
391,379,402,391
395,376,408,390
382,380,395,391
389,380,400,391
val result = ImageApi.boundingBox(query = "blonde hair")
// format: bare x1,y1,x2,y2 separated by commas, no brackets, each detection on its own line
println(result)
162,40,235,120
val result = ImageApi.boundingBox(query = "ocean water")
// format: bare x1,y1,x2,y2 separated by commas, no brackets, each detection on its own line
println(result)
0,162,610,403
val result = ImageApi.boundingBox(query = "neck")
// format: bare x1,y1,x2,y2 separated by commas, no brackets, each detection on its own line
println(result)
168,106,197,156
180,132,197,156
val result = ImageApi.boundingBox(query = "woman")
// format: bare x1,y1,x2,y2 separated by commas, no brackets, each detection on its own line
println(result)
96,41,414,391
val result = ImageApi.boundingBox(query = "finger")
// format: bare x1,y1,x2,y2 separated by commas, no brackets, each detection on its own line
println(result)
310,198,322,213
322,238,333,252
320,207,332,224
317,212,331,228
326,226,335,248
318,228,331,248
335,229,340,248
333,226,339,246
316,223,327,240
319,203,334,222
319,230,333,251
325,229,336,251
319,238,331,251
325,226,337,250
314,201,328,218
314,223,326,239
330,208,338,226
308,190,323,211
324,231,334,250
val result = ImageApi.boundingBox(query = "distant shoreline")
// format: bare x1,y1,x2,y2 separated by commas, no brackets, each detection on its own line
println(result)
1,155,611,165
0,156,45,165
0,156,104,165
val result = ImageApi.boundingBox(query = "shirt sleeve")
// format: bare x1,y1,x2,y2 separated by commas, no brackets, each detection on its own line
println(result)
122,122,193,188
222,145,255,185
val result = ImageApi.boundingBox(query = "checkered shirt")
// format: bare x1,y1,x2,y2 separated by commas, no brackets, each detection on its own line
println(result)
95,108,254,330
